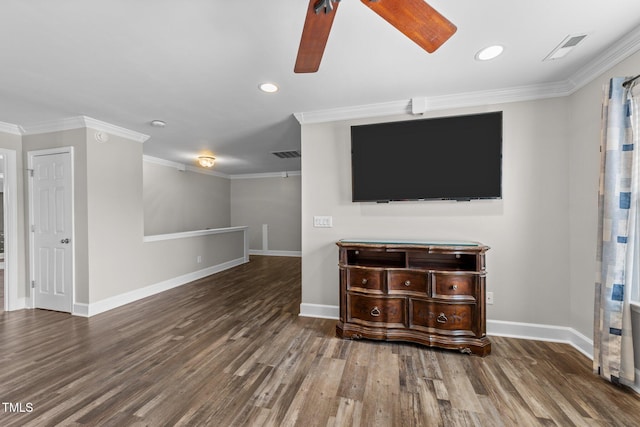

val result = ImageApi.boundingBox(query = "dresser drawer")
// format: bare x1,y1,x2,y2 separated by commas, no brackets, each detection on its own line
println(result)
410,300,476,336
347,293,406,327
432,272,477,300
387,270,428,295
346,267,384,292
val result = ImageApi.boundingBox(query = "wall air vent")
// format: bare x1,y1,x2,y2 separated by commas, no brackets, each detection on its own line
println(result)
543,34,587,61
272,150,301,159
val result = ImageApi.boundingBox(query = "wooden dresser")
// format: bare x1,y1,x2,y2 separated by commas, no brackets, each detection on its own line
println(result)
336,239,491,356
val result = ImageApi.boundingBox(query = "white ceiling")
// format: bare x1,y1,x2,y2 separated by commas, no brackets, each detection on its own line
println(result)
1,1,640,175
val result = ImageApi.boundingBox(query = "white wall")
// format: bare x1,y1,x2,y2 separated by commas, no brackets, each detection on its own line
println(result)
230,174,301,254
301,98,572,327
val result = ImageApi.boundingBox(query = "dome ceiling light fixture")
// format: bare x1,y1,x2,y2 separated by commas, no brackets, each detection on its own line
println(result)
150,119,166,127
197,155,216,168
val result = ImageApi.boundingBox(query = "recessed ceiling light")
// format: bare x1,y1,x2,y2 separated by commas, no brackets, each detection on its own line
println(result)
259,82,279,93
150,120,166,127
475,45,504,61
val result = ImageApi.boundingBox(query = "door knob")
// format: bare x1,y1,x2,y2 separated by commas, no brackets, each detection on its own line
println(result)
60,238,70,244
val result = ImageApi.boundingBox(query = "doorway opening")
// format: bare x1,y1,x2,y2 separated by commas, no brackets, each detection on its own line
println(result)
0,154,4,313
28,148,74,313
0,149,18,313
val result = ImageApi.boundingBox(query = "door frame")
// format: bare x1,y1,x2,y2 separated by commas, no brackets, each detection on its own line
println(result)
1,149,18,311
27,147,76,313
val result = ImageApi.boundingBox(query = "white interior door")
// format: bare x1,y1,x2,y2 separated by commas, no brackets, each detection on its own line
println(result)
31,150,74,313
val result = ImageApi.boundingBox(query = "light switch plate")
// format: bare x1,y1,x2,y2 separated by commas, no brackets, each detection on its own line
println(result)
313,216,333,228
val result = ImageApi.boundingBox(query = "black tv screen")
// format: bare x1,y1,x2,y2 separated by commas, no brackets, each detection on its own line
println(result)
351,111,502,202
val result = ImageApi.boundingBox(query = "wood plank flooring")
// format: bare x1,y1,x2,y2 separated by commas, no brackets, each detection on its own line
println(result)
0,268,4,314
1,256,639,426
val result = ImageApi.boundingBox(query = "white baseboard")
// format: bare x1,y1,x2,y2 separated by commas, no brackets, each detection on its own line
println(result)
621,369,640,393
298,304,595,359
76,257,248,317
249,249,302,257
299,303,340,319
8,297,28,311
73,303,89,317
487,319,593,359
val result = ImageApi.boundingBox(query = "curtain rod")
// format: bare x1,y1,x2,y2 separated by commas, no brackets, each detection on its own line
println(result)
623,74,640,88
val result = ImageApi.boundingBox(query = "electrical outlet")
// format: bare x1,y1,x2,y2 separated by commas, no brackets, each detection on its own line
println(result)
486,292,494,305
197,255,202,263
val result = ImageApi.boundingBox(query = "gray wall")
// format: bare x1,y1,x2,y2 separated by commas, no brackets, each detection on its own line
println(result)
21,127,245,306
567,51,640,338
231,175,301,253
143,161,302,253
300,48,640,340
143,161,231,235
13,130,297,309
301,99,572,327
86,130,146,303
87,131,244,304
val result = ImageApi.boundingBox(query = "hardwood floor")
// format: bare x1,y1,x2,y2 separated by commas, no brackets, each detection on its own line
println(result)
0,267,4,314
1,256,639,426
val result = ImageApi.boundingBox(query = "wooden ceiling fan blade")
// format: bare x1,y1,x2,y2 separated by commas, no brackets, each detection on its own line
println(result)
294,0,341,73
360,0,456,53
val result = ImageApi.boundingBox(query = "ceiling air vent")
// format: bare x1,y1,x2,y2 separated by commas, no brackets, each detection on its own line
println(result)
543,34,587,61
272,150,301,159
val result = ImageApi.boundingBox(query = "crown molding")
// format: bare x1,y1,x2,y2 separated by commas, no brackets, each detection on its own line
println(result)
143,155,300,180
20,116,150,143
568,24,640,92
293,99,411,125
0,121,21,136
20,116,85,135
294,27,640,125
293,80,571,125
82,117,150,143
143,155,185,169
184,165,229,179
414,80,572,113
143,155,230,178
230,171,301,180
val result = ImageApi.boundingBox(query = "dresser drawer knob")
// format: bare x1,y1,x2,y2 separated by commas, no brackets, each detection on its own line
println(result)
404,280,411,287
361,278,368,285
452,285,458,290
371,307,381,317
437,313,448,323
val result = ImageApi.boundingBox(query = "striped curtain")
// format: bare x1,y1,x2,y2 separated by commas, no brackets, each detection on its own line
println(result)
594,77,638,384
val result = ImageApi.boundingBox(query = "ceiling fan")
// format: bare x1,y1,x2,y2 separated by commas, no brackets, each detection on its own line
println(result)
294,0,457,73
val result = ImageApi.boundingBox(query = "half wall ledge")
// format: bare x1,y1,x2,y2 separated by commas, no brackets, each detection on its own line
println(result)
144,226,249,263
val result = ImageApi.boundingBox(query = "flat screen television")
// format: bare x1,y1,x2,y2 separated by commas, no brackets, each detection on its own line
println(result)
351,111,502,202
